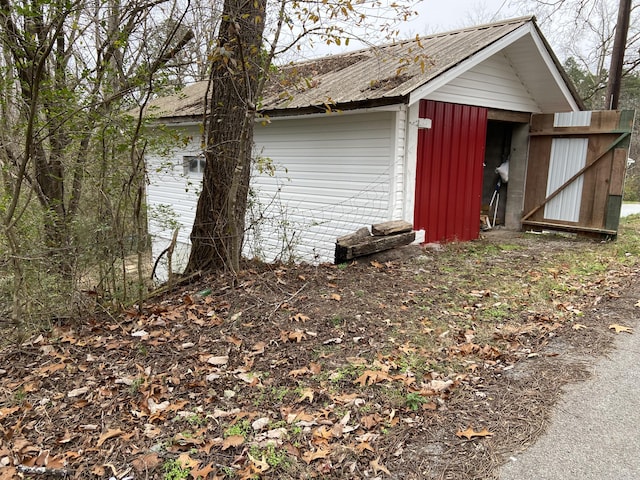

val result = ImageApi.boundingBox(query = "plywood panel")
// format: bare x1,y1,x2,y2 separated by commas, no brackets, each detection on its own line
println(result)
588,138,613,227
610,149,627,196
523,137,552,218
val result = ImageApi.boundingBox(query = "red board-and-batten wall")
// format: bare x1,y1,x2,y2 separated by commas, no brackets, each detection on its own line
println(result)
413,100,488,243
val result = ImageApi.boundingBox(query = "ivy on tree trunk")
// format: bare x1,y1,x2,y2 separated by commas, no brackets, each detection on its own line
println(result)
186,0,267,274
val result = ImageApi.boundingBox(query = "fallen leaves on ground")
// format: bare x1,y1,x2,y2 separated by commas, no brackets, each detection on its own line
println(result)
456,427,494,440
609,324,633,334
95,429,125,448
370,457,391,475
221,435,245,451
1,231,639,479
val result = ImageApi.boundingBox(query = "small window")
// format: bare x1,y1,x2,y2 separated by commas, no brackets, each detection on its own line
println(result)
184,155,205,175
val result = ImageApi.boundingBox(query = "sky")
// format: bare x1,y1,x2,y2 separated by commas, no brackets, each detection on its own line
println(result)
296,0,524,60
267,0,632,74
399,0,518,36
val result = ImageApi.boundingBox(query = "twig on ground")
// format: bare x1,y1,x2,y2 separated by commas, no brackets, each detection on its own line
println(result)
144,270,203,300
16,465,72,477
268,283,307,319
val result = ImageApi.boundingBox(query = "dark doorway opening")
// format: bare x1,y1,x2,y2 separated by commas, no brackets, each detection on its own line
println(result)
482,121,513,227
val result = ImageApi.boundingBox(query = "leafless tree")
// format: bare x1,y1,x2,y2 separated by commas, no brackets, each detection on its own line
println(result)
0,0,195,323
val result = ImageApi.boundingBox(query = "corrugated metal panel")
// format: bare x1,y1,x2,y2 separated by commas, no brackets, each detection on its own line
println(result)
143,16,582,120
414,100,487,242
261,18,531,110
544,138,588,222
553,111,592,127
145,18,540,117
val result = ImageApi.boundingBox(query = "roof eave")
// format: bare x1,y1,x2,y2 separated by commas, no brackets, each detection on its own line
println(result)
529,21,585,111
151,115,202,125
261,95,408,117
147,95,409,124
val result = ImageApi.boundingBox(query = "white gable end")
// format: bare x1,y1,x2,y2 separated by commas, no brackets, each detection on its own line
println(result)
425,52,540,112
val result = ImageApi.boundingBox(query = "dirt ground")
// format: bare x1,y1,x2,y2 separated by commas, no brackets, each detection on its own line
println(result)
1,225,639,480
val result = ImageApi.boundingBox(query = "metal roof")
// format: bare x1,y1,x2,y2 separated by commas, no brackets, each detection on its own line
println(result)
145,16,581,120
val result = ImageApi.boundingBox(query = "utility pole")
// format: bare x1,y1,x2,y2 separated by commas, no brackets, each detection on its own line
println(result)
605,0,631,110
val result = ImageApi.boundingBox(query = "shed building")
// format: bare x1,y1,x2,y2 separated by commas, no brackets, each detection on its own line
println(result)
145,16,634,275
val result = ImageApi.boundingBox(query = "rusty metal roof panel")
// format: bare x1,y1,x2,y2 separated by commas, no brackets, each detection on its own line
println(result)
146,17,535,118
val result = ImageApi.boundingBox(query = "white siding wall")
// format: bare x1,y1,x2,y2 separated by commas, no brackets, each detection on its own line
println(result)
390,106,408,220
403,103,420,224
147,111,398,277
425,52,540,112
146,125,201,277
247,111,396,263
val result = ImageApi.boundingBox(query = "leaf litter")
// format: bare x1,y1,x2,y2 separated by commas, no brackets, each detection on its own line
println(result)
2,225,640,479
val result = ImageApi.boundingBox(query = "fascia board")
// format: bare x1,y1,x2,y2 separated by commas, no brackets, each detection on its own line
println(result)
527,26,581,112
257,104,404,122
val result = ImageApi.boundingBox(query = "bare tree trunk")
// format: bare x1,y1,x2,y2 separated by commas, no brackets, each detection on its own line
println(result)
186,0,266,274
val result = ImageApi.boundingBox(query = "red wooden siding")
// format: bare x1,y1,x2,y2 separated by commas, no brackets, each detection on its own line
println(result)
414,100,488,242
